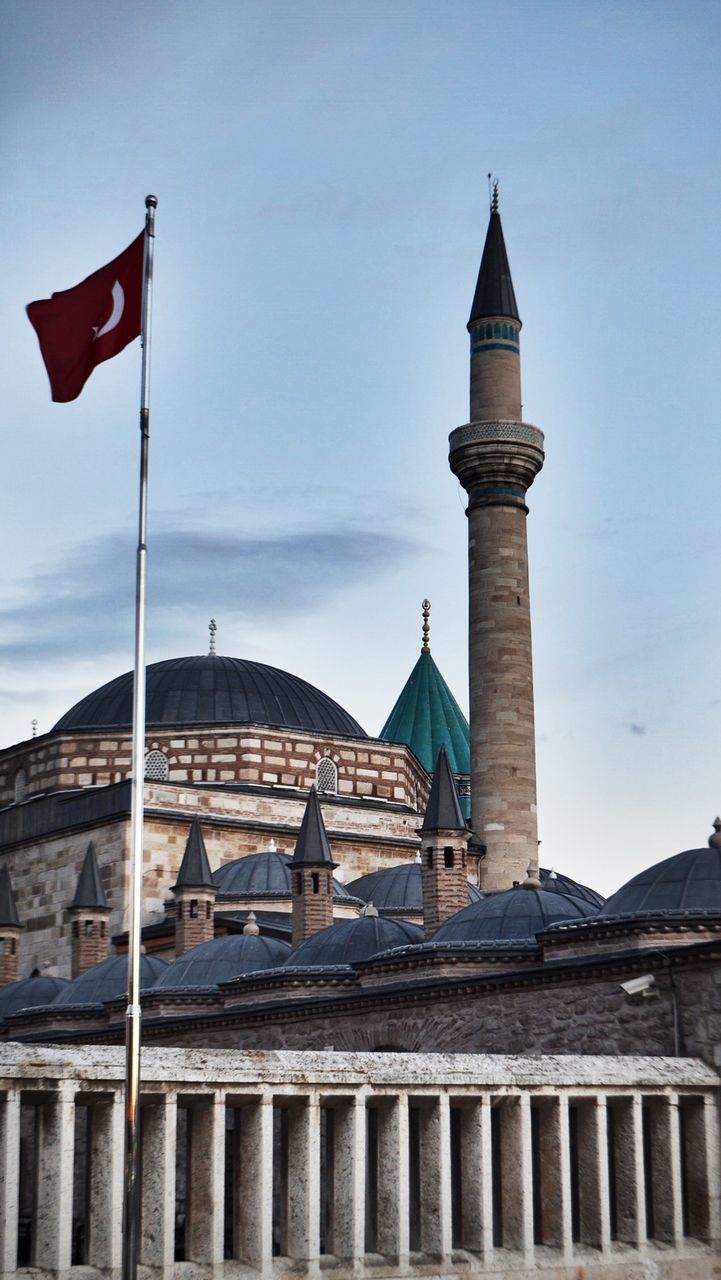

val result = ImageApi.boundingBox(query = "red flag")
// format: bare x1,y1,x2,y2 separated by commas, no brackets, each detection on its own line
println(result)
26,232,144,402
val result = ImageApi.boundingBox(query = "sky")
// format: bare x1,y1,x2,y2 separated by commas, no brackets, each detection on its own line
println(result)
1,0,720,897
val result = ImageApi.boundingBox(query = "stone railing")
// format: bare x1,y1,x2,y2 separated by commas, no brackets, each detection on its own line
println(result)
0,1044,718,1278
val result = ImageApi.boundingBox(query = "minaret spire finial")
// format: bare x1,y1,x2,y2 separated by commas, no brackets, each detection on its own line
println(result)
208,618,217,656
421,599,431,653
491,177,499,214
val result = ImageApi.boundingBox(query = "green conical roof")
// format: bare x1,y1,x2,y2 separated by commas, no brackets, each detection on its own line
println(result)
380,651,470,778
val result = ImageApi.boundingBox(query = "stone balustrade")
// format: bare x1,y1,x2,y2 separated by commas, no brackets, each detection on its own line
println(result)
0,1044,718,1278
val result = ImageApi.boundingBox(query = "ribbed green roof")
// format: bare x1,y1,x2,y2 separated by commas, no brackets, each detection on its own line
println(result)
379,651,470,778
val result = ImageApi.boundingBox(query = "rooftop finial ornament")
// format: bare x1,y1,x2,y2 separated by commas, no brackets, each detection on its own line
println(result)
709,818,721,850
421,599,431,653
491,177,499,214
208,618,217,657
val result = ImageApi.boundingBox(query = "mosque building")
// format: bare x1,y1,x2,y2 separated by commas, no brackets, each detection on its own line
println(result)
1,192,720,1076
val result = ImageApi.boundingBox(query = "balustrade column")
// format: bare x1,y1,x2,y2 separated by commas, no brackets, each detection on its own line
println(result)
330,1096,365,1259
458,1096,494,1256
235,1095,274,1268
286,1094,321,1261
0,1089,20,1275
609,1094,646,1246
497,1094,534,1254
187,1090,226,1265
417,1094,452,1256
537,1096,572,1256
376,1094,409,1262
575,1095,610,1251
88,1090,124,1270
140,1092,177,1269
33,1082,75,1272
646,1094,684,1244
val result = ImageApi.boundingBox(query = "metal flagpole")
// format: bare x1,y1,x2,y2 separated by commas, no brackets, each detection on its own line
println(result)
122,193,157,1280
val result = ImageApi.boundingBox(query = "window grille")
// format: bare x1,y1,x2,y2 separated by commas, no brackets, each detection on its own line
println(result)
315,757,337,793
144,749,169,781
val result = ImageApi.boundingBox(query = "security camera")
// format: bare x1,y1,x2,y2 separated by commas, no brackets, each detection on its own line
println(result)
620,974,656,997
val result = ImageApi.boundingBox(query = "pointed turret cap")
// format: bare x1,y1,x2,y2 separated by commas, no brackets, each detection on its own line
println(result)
291,787,336,866
70,842,108,910
173,818,215,890
0,866,21,928
468,194,520,328
420,746,467,833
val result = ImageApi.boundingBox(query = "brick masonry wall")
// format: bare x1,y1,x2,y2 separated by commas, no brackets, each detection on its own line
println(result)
291,868,335,947
175,891,215,956
420,836,469,937
0,934,20,985
71,913,110,977
0,728,429,810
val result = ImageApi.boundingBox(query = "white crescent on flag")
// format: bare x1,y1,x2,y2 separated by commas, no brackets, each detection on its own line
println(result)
93,280,125,339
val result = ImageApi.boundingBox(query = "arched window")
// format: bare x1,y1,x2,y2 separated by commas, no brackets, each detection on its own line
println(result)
144,749,169,781
315,757,337,793
14,769,27,803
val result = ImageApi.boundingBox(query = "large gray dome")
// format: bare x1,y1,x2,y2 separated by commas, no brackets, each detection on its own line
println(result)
348,862,483,913
287,915,423,968
600,842,721,921
154,933,291,989
539,867,605,908
213,851,361,903
432,887,599,946
53,655,366,738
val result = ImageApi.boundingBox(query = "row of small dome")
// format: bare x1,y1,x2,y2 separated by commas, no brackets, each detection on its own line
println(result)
3,823,720,1024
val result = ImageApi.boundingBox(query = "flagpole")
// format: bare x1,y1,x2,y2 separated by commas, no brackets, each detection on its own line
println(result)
122,193,157,1280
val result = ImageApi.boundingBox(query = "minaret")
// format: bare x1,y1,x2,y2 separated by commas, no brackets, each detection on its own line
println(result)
69,842,110,977
419,746,470,937
0,866,22,985
449,183,544,891
290,787,337,948
172,818,217,956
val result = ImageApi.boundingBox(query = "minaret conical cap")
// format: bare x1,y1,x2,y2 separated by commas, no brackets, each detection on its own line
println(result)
0,866,21,928
468,198,520,328
421,745,467,833
173,817,215,890
70,841,108,910
291,786,336,865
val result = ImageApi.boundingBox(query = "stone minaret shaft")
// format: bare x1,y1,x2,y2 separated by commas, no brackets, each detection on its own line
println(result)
449,189,544,891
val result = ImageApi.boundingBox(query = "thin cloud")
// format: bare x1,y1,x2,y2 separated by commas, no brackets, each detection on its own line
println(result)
0,524,417,665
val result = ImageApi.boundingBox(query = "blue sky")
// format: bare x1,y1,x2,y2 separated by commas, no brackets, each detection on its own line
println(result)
2,0,720,895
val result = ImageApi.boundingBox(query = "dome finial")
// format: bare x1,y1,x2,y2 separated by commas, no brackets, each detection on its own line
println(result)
421,598,431,653
710,818,721,849
521,860,542,891
243,910,260,936
208,618,217,656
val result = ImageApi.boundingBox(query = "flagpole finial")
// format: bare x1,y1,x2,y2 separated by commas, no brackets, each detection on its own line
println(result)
421,599,431,653
145,194,158,209
208,619,217,657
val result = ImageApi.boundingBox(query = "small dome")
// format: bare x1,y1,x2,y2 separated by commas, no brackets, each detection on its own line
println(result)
600,842,721,921
432,887,599,946
213,850,359,902
53,655,366,738
0,975,70,1022
348,862,482,913
287,916,423,967
154,933,291,990
539,867,605,908
52,954,168,1007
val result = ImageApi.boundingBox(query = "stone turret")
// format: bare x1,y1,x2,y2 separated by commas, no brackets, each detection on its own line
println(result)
290,787,337,948
0,866,22,985
419,746,470,937
69,842,110,977
449,184,544,891
172,819,216,957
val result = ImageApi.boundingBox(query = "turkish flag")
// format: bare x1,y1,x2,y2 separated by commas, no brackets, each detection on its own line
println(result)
27,232,144,402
